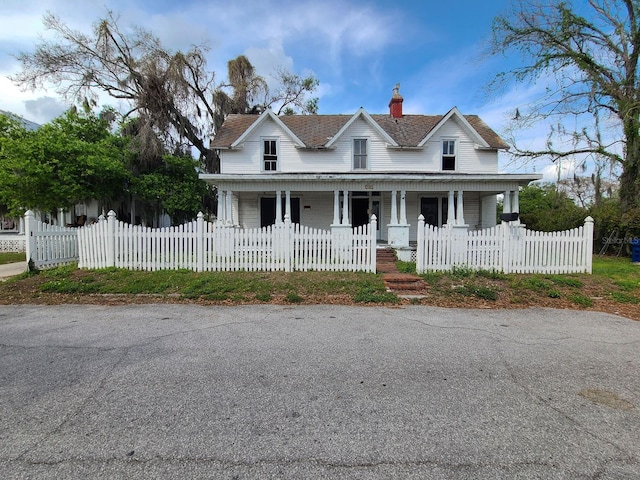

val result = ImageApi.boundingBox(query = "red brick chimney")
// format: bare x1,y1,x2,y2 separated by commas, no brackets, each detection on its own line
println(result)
388,83,403,118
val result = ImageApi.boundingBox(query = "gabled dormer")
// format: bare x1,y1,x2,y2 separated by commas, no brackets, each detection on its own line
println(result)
324,107,397,149
418,106,490,149
230,108,305,149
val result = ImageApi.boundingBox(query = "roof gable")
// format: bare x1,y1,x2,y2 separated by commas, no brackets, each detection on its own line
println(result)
230,109,305,148
418,107,490,148
325,108,398,147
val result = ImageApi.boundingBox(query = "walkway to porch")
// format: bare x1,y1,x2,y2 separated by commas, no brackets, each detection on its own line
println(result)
376,247,428,297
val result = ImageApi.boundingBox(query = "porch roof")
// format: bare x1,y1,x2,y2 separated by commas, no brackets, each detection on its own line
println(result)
200,172,542,193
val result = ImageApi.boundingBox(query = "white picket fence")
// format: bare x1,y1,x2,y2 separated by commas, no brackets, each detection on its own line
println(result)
416,215,594,274
77,211,377,273
24,210,79,269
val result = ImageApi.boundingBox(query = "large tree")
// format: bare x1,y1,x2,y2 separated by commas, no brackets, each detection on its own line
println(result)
0,109,128,216
515,183,588,232
212,55,319,132
12,11,319,173
129,154,209,225
490,0,640,212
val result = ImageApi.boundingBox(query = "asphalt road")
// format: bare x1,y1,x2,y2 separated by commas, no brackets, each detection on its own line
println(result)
0,304,638,479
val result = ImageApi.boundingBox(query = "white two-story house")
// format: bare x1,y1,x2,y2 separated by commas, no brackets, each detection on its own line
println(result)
200,85,541,255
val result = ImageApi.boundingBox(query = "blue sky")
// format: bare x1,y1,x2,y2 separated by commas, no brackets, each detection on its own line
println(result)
0,0,563,180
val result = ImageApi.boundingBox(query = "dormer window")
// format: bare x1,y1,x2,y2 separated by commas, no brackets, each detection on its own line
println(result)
442,139,456,171
263,138,278,171
353,138,368,170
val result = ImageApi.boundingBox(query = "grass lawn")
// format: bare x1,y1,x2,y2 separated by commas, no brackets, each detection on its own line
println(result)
0,255,638,320
0,252,25,265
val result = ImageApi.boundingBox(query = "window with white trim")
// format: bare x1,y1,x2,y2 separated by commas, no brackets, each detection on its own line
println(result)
442,139,456,171
353,138,368,170
263,139,278,171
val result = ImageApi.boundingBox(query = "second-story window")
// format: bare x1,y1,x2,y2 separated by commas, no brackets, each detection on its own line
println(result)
353,138,367,170
442,139,456,171
263,139,278,171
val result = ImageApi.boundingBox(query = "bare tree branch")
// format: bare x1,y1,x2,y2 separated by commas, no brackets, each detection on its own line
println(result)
490,0,640,210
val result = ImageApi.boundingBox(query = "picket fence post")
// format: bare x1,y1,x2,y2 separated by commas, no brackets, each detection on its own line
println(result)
107,210,116,267
584,216,594,273
196,212,204,272
416,214,425,274
24,210,36,270
502,222,511,274
370,214,377,273
284,214,292,272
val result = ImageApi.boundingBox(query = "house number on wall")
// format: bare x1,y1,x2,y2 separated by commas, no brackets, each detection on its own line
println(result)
364,184,374,190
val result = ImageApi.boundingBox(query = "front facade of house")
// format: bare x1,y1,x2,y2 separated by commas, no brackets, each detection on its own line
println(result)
200,86,541,255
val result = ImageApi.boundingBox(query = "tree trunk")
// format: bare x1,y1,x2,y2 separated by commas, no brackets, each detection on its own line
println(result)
620,117,640,212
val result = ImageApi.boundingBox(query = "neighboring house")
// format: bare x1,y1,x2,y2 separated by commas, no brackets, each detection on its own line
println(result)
200,85,542,257
0,109,40,132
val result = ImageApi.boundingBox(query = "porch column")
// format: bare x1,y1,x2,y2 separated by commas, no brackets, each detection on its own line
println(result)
512,188,520,214
390,190,398,225
387,188,409,248
447,190,455,225
399,190,407,225
341,190,350,225
331,190,352,236
217,189,224,224
456,190,465,226
225,190,233,225
275,190,282,224
332,190,340,225
503,190,512,215
58,208,65,226
285,190,291,222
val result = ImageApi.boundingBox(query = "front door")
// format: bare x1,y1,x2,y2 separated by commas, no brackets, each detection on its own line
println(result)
371,199,381,240
420,197,439,226
352,198,370,228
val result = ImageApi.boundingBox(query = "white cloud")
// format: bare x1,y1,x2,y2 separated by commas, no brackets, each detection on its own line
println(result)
24,96,68,123
246,38,294,80
0,76,61,123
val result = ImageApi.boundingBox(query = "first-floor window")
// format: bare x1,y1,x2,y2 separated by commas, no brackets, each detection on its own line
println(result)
420,197,456,226
263,139,278,171
260,197,300,227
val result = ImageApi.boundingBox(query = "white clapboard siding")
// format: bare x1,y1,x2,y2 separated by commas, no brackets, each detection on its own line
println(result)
77,211,377,273
24,210,79,268
416,215,594,274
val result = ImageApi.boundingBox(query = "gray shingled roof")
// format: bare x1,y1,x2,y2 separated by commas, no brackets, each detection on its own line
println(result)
211,112,509,150
0,110,40,131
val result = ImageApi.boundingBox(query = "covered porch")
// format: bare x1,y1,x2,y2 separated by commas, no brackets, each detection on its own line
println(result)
200,173,541,256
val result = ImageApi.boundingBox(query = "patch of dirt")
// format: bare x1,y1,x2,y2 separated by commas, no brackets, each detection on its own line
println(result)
578,389,635,410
